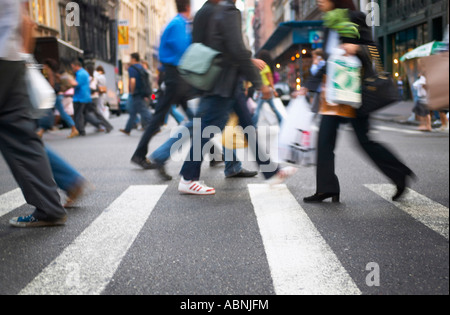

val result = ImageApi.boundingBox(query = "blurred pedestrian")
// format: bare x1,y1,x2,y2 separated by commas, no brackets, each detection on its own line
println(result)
1,0,67,227
38,58,80,139
309,48,326,114
412,73,432,132
45,147,87,208
178,0,277,195
69,60,103,136
300,0,414,203
252,50,282,126
120,53,152,136
87,65,113,133
95,65,110,120
130,0,192,167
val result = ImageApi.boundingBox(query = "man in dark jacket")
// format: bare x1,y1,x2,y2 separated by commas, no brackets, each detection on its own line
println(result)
178,0,263,195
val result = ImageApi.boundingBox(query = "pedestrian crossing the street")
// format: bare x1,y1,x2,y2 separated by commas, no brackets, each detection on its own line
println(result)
0,183,448,295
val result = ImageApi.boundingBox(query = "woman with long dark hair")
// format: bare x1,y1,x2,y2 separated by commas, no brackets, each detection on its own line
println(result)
301,0,415,203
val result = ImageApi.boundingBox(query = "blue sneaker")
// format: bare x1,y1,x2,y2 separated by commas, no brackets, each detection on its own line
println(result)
9,214,67,228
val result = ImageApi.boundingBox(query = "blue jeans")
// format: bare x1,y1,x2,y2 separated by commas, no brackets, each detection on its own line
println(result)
55,94,75,127
124,95,152,133
180,96,235,181
252,97,283,125
150,119,242,176
164,105,185,124
45,146,83,193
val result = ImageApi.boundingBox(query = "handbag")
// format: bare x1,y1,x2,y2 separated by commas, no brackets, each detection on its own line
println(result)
178,43,223,92
357,46,399,117
22,54,56,118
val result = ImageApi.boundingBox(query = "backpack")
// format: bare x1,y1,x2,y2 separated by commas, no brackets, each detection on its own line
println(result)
131,65,152,97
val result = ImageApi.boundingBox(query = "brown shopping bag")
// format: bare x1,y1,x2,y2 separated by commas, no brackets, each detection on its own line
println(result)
422,52,449,110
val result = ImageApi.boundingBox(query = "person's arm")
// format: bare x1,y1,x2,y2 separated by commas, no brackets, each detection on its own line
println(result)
220,7,262,90
21,3,36,54
130,78,136,94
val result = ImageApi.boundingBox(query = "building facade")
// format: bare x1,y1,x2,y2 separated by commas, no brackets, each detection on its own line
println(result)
117,0,176,92
376,0,448,80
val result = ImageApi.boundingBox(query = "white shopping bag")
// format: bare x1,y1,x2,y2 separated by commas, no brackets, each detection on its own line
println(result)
21,54,56,118
326,48,362,109
278,96,315,167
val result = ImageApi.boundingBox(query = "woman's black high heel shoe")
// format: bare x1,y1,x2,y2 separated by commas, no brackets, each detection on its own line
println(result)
392,172,417,202
303,193,340,203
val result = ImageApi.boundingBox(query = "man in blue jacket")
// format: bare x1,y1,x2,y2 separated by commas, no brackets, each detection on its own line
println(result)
131,0,192,170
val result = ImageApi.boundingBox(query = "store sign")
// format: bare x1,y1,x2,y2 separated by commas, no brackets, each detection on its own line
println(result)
309,30,324,44
118,20,130,48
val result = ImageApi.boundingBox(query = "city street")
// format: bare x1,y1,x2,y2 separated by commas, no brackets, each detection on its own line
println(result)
0,113,448,296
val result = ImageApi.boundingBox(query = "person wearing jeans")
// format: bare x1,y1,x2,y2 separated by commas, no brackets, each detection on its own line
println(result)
45,147,87,208
131,1,192,167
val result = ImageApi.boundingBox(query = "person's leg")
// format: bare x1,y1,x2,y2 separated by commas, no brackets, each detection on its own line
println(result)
135,95,152,128
123,95,138,133
45,146,83,192
73,102,86,135
132,66,189,161
267,98,284,123
90,98,113,131
233,88,278,179
351,116,414,192
252,97,264,126
179,96,234,181
315,115,342,194
0,61,66,225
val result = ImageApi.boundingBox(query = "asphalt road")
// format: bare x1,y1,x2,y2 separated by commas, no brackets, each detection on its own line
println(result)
0,113,448,296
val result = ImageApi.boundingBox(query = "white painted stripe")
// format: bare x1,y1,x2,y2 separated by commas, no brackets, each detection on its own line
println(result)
19,185,167,295
248,184,361,295
365,184,449,240
0,189,26,219
374,126,423,135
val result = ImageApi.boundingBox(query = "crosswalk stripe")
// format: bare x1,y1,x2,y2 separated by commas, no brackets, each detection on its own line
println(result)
365,184,449,240
0,189,26,219
19,185,168,295
374,126,423,135
248,184,361,295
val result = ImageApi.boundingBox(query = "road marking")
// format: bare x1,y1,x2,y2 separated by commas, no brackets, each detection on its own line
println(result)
374,126,423,135
365,184,449,240
248,184,361,295
0,189,26,219
19,185,168,295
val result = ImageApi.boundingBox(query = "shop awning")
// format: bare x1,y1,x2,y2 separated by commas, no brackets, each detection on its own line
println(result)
400,41,448,61
259,20,324,58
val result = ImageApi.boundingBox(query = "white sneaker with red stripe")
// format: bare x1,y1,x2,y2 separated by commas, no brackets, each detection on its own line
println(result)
178,178,216,195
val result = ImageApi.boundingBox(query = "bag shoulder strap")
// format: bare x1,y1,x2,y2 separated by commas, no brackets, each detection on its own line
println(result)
367,45,385,74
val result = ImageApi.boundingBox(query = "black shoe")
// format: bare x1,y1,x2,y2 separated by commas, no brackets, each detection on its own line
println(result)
156,165,172,181
131,156,156,170
303,193,340,203
392,172,417,202
226,168,258,179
